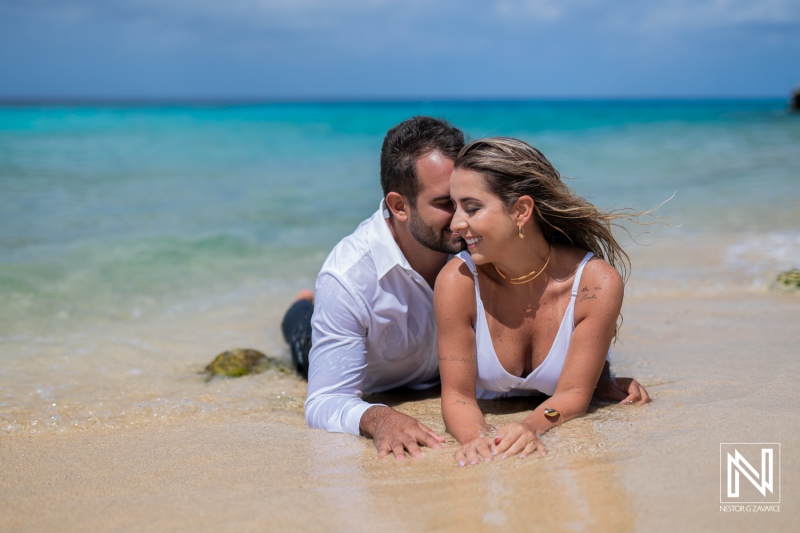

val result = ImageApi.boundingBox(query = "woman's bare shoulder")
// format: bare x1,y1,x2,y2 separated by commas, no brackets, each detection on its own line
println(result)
581,255,623,292
436,256,475,290
434,256,477,313
573,254,624,323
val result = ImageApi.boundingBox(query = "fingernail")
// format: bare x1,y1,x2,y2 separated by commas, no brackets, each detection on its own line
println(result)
500,454,507,459
458,460,466,467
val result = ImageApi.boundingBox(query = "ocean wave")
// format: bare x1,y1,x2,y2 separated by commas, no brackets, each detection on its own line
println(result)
723,232,800,272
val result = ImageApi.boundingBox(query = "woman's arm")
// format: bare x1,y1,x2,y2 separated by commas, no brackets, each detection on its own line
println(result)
594,360,651,404
434,259,496,463
495,259,625,456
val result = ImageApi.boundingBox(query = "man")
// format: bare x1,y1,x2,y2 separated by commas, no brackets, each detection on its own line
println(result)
282,116,648,460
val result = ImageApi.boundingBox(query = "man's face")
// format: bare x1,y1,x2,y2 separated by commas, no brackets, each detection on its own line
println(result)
407,150,465,254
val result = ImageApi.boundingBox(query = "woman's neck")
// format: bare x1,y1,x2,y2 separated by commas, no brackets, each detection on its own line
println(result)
490,234,552,284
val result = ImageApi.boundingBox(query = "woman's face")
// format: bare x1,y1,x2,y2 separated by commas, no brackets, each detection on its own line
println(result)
449,167,516,265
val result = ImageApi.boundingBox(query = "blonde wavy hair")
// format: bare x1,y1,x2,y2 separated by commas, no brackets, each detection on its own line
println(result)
454,137,644,284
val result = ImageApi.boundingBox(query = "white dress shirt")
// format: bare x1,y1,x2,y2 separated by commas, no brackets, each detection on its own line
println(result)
304,202,441,435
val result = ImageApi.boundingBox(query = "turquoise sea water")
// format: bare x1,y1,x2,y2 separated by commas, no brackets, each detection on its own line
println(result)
1,100,798,434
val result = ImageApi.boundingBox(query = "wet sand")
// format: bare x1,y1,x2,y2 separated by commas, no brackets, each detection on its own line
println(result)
1,293,798,532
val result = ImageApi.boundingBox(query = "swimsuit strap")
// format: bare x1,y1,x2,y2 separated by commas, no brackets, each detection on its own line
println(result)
456,251,479,278
571,252,595,297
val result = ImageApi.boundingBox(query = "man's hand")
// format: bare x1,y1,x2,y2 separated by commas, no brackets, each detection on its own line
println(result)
359,405,445,460
594,374,651,405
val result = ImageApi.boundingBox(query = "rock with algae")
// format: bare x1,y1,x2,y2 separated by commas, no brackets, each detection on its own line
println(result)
201,348,292,382
770,268,800,293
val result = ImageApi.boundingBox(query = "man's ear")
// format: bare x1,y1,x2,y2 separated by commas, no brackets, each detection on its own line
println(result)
385,192,411,222
513,195,535,227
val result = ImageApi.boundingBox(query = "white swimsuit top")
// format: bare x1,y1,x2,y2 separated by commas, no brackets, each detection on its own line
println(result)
455,250,603,400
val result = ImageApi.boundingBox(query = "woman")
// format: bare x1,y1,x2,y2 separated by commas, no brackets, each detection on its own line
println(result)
434,137,650,467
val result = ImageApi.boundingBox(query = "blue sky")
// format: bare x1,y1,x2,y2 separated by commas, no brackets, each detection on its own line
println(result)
1,0,799,99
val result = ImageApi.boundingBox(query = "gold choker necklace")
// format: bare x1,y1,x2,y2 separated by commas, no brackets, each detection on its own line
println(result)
494,248,552,285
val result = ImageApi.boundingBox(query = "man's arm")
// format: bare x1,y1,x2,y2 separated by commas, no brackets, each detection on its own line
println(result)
304,273,444,458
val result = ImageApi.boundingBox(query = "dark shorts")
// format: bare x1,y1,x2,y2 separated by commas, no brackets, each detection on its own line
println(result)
281,299,313,380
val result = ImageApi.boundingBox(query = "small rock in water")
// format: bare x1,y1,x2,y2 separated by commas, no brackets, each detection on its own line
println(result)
201,348,291,382
770,268,800,293
790,87,800,113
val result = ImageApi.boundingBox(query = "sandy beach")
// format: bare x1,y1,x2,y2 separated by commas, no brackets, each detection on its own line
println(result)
2,100,798,532
2,292,797,532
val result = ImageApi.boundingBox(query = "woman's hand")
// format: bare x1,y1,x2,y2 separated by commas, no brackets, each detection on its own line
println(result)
594,375,651,405
493,423,546,459
455,435,496,466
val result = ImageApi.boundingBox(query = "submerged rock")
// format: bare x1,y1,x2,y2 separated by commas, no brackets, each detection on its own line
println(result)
770,269,800,293
791,88,800,113
202,348,292,382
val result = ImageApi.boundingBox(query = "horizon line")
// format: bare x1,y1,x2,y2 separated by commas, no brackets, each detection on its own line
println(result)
0,95,791,107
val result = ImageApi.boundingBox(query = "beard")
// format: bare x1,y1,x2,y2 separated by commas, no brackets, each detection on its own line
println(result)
407,207,465,254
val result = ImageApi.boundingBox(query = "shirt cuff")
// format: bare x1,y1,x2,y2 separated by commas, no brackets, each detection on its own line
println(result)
343,401,386,436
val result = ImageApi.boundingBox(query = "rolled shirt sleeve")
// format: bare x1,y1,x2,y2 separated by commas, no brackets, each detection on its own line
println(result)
304,273,386,435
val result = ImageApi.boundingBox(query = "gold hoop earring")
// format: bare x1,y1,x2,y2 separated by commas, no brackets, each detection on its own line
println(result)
518,226,525,239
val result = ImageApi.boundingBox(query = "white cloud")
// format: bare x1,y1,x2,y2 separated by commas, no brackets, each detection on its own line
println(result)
493,0,597,23
22,0,414,28
637,0,800,32
8,0,800,31
489,0,800,34
0,0,440,57
0,0,417,36
495,0,561,22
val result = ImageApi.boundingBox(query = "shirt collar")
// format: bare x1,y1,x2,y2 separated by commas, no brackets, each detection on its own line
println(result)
369,199,414,280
